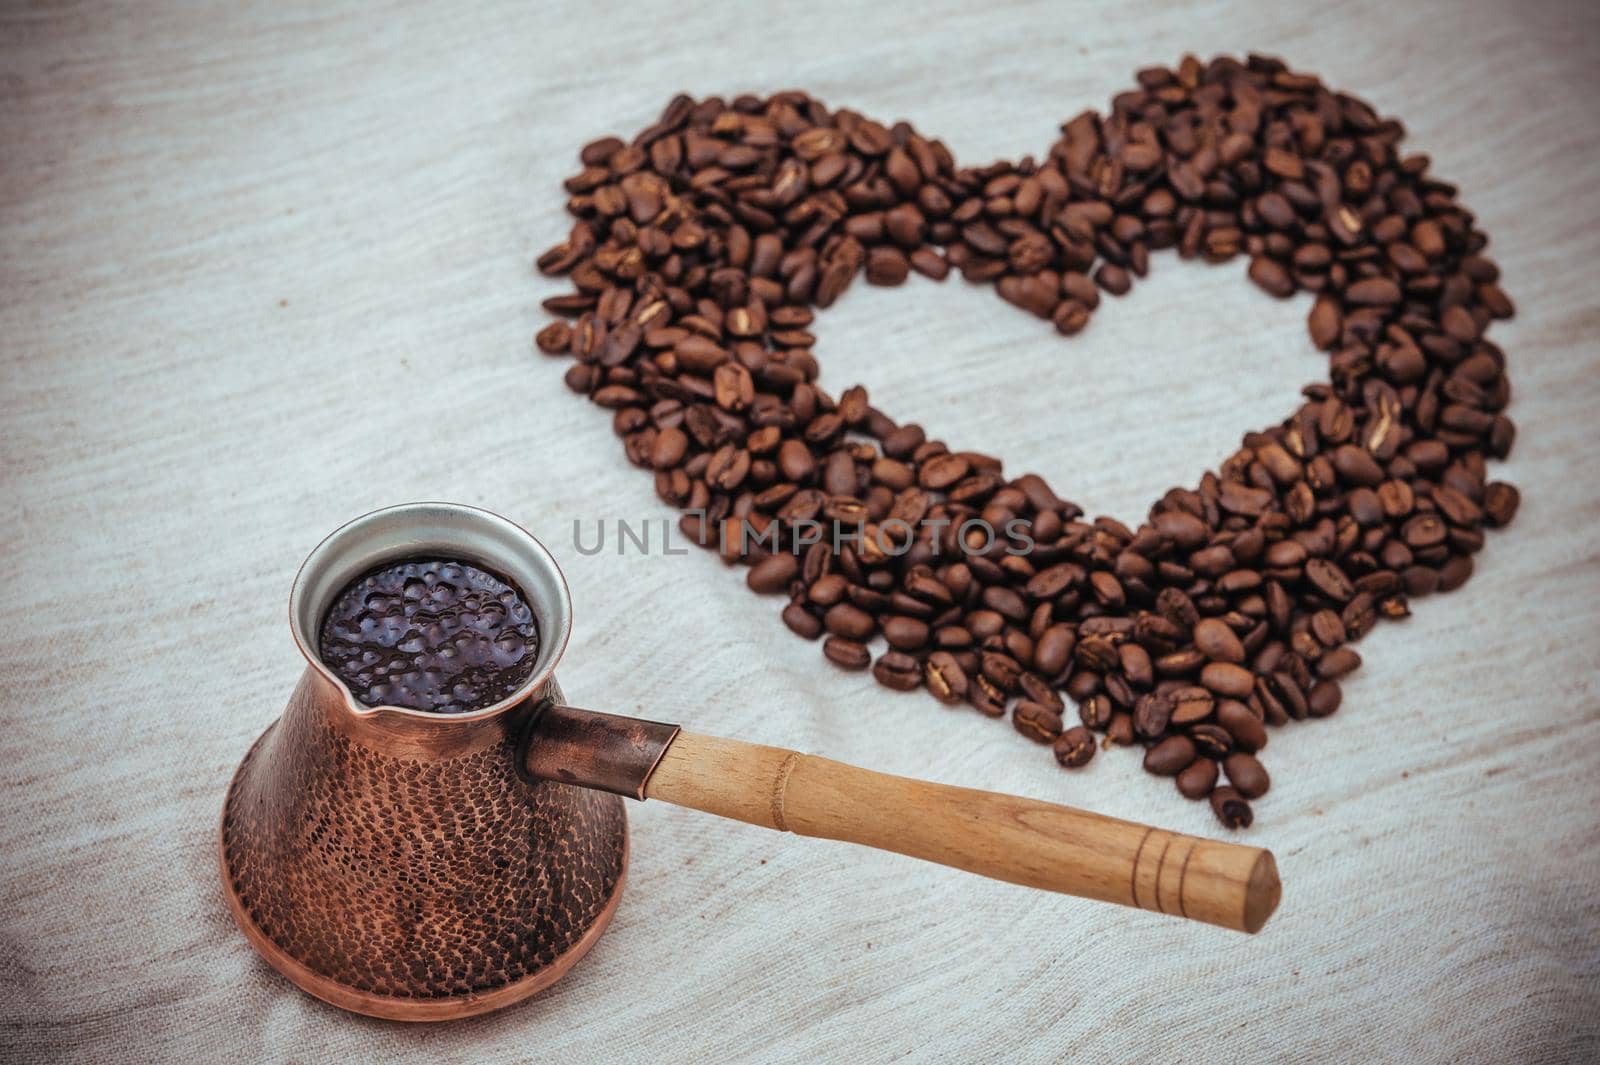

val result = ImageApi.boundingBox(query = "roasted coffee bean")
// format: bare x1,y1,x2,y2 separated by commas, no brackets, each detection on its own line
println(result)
1304,558,1355,602
1018,672,1064,712
1483,482,1520,527
882,615,931,651
1210,786,1254,829
1216,699,1267,752
1223,753,1271,798
1154,510,1208,549
807,574,848,607
1332,445,1384,486
981,586,1028,621
1192,618,1246,663
1316,647,1362,679
748,554,799,594
1053,726,1096,768
824,602,876,641
981,651,1023,692
919,453,970,490
535,321,571,354
1118,642,1153,688
925,651,969,704
1104,712,1136,747
1169,686,1215,725
1014,701,1065,743
540,62,1519,829
1176,757,1219,800
781,601,823,640
1133,692,1174,739
1034,625,1076,677
1307,679,1343,717
873,650,923,691
822,636,870,671
1310,609,1346,648
1144,735,1197,776
1200,662,1255,699
1189,723,1234,758
1078,693,1113,730
1403,514,1449,549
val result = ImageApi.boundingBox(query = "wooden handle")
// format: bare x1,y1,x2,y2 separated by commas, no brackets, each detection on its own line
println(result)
644,731,1280,933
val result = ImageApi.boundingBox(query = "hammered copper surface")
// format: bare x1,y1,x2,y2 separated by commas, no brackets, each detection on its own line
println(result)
221,670,626,1008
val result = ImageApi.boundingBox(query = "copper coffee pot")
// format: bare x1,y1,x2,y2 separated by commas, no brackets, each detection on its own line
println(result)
221,503,1280,1020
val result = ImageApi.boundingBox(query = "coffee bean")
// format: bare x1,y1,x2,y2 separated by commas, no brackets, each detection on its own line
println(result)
1439,554,1474,592
1267,670,1309,721
1223,753,1270,798
535,322,571,354
873,650,923,691
1316,647,1362,679
1018,672,1063,712
824,602,876,641
1216,700,1267,753
1483,482,1520,527
1133,692,1173,738
1144,735,1197,776
1332,445,1384,486
1210,786,1253,829
981,651,1023,692
1346,277,1401,306
778,439,816,482
748,554,799,594
1176,757,1218,799
1433,485,1482,528
1090,571,1125,608
1248,256,1295,298
782,602,823,640
713,363,754,411
822,636,870,671
540,62,1520,829
1308,297,1341,349
1200,662,1255,699
1189,723,1233,758
1192,618,1245,663
925,651,969,704
1105,712,1136,747
966,675,1006,718
1304,558,1355,602
1053,726,1096,768
1307,679,1343,717
1310,609,1346,648
649,426,688,470
1118,642,1153,688
866,246,910,286
919,453,970,490
1014,701,1065,743
1169,686,1215,725
803,573,842,607
1402,514,1449,549
1153,510,1208,549
882,616,930,651
1053,301,1090,335
1034,625,1076,677
981,586,1028,621
1078,693,1113,730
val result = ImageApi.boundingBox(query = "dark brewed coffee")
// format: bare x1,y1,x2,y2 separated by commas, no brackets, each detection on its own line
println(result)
317,557,540,714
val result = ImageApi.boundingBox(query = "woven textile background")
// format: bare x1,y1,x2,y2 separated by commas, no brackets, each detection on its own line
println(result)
2,1,1597,1060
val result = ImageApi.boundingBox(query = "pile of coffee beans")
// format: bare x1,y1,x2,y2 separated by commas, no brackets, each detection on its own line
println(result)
318,558,541,714
532,54,1518,827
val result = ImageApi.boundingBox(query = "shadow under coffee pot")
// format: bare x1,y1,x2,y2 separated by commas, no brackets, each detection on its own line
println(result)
220,502,1280,1020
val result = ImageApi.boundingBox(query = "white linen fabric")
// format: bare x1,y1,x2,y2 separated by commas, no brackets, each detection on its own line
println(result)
2,1,1597,1061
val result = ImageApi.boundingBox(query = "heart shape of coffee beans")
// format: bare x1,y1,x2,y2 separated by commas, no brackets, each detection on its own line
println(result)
533,53,1519,828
